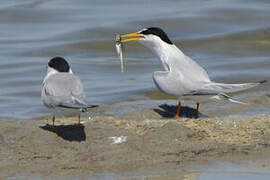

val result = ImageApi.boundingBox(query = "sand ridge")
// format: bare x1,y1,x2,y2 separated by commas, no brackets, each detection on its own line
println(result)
1,105,270,176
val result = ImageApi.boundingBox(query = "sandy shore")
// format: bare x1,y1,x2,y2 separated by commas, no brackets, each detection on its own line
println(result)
1,101,270,178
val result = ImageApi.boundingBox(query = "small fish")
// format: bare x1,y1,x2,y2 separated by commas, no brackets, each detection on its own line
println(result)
115,34,124,72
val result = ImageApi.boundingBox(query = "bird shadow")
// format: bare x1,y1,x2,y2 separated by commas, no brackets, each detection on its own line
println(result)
154,104,208,119
40,124,86,142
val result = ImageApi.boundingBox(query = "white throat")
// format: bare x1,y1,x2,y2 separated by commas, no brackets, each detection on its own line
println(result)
43,66,73,83
140,39,184,71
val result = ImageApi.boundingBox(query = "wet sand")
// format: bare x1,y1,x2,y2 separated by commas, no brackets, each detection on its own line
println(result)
1,101,270,178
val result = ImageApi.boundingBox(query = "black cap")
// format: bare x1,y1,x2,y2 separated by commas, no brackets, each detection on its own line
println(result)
48,57,70,72
140,27,173,45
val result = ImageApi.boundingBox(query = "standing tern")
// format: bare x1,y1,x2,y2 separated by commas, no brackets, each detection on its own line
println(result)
41,57,97,128
118,27,266,119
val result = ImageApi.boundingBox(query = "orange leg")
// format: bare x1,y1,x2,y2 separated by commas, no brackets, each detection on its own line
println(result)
78,114,81,126
195,103,200,119
52,115,55,129
174,101,181,119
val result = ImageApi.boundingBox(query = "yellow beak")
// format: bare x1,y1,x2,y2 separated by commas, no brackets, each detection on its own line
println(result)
120,33,144,43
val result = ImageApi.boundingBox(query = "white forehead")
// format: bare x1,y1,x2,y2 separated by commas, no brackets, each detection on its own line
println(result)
138,28,148,33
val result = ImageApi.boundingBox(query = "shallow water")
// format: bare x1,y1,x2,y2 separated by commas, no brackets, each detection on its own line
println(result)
2,160,270,180
128,161,270,180
0,0,270,120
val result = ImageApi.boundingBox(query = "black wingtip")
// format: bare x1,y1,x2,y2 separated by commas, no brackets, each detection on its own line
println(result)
80,105,98,113
80,108,88,112
88,105,99,108
58,104,99,110
259,80,267,84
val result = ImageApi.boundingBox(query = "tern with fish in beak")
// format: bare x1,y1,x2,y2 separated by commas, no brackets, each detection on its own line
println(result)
41,57,98,129
117,27,266,119
115,34,125,72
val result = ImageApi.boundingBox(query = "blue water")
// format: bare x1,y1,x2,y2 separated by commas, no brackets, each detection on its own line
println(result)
0,0,269,120
2,161,270,179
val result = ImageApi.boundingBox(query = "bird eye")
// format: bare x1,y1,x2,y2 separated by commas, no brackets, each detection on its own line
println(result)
140,29,150,35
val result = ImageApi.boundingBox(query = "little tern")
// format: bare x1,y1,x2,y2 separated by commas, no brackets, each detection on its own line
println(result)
118,27,266,119
41,57,97,128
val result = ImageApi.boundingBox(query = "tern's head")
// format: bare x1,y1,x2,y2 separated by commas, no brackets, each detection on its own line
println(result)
48,57,70,72
120,27,173,48
46,57,73,76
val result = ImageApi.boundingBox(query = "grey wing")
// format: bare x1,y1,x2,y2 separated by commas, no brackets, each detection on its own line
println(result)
153,71,171,94
153,70,187,96
182,55,211,83
183,81,261,104
185,80,266,95
41,74,87,108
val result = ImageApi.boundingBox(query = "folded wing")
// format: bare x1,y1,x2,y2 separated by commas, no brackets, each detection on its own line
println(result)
188,80,266,95
42,73,88,109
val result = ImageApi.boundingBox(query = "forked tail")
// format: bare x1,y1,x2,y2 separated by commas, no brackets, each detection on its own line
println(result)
201,80,266,94
58,103,99,112
210,93,246,104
